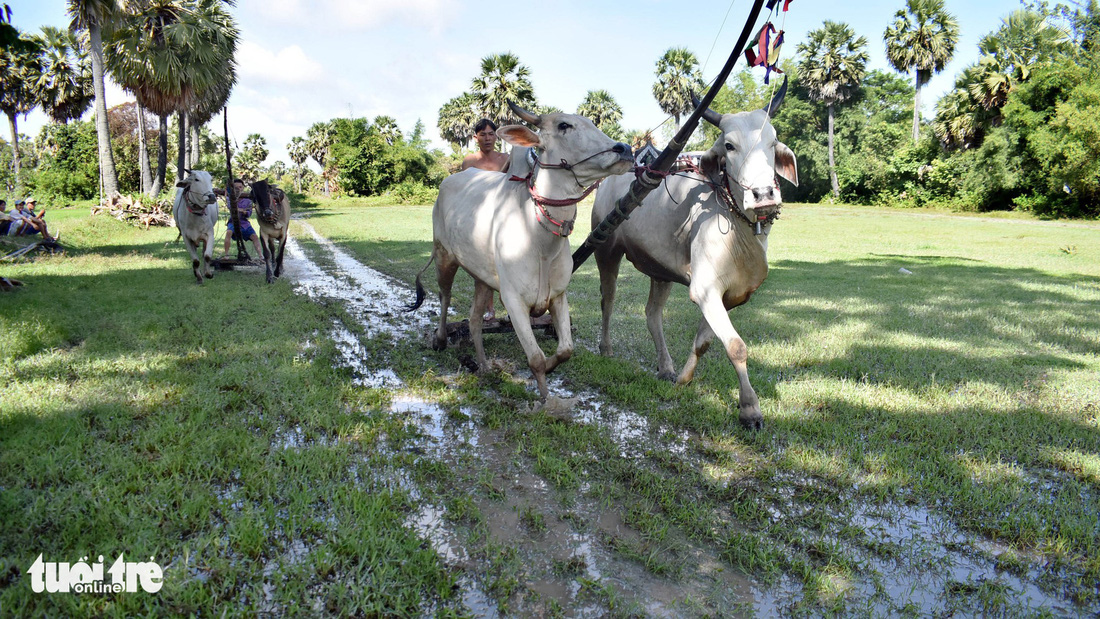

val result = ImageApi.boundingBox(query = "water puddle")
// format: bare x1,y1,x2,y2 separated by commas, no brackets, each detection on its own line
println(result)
280,219,1096,616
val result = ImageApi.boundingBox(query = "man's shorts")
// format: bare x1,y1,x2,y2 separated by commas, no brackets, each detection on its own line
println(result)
227,220,256,240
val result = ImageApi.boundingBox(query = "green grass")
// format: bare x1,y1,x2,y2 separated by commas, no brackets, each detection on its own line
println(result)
0,207,458,615
301,197,1100,613
2,197,1099,615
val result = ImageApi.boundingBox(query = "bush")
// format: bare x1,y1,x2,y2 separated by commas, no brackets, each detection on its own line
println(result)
386,181,438,205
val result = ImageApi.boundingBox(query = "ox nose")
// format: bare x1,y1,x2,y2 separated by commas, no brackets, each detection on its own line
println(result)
611,142,633,159
751,186,777,204
205,193,217,204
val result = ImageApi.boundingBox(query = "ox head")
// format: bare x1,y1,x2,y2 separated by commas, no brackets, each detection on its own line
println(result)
175,169,217,205
497,102,633,191
693,76,798,220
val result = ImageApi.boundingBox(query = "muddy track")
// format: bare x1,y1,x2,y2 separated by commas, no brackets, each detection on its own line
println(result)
282,220,1095,617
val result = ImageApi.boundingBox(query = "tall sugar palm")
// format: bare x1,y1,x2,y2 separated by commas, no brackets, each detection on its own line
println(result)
306,121,334,197
0,28,41,193
884,0,959,143
106,0,238,195
287,136,307,192
437,92,478,151
373,115,401,146
652,47,705,131
68,0,121,196
577,89,623,140
933,67,988,150
35,26,93,124
969,9,1069,113
798,21,869,198
187,61,235,180
471,53,535,126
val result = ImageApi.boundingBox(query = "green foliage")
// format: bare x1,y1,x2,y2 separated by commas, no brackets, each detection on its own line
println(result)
325,116,440,198
29,120,98,201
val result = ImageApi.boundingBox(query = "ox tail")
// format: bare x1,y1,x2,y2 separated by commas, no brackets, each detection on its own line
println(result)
404,250,436,312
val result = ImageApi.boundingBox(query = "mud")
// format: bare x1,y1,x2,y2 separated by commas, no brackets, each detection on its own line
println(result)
281,219,1097,616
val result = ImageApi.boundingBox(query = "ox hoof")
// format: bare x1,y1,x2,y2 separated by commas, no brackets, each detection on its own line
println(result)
431,337,447,352
738,410,764,431
204,271,214,279
657,370,677,383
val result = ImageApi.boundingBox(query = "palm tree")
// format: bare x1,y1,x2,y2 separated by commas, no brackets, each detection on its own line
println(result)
373,115,401,145
35,26,93,124
0,27,41,193
68,0,121,196
471,53,536,126
798,21,869,197
105,0,238,194
577,89,623,140
287,136,307,192
884,0,960,143
969,9,1069,113
932,68,988,150
652,47,705,131
306,121,334,197
437,92,478,151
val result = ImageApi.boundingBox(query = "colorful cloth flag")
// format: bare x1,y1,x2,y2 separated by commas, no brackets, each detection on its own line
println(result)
744,22,785,84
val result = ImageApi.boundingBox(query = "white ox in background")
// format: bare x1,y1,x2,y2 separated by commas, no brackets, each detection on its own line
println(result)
409,103,633,402
173,170,219,284
592,79,797,429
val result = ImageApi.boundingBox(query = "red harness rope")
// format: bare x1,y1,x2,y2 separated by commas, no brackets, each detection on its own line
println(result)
508,149,616,237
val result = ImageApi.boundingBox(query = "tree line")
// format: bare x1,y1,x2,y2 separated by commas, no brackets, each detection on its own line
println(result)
3,0,1098,216
0,0,237,201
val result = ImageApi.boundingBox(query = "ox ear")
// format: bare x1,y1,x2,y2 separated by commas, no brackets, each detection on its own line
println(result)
175,181,188,188
497,124,540,148
775,141,798,187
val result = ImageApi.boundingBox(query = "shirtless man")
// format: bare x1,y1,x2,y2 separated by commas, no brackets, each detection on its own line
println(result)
460,119,510,320
461,119,510,173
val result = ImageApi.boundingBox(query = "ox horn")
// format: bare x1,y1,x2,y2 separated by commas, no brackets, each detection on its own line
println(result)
762,75,789,118
182,167,192,175
691,93,724,128
508,101,541,126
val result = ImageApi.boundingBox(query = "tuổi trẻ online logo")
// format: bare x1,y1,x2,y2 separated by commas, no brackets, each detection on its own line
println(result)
27,553,163,594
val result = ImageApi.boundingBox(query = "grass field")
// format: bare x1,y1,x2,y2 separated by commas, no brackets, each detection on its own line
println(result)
1,198,1098,616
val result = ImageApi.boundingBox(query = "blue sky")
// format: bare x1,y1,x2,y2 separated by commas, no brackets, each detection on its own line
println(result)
13,0,1024,166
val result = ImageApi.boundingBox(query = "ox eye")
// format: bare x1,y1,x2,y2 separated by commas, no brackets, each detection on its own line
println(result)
557,122,572,132
725,142,736,152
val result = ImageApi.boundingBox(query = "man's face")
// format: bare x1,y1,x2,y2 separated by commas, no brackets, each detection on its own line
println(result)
233,181,244,194
476,127,497,151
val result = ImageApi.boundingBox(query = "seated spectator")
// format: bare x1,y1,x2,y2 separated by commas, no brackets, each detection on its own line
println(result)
0,199,12,236
6,198,54,242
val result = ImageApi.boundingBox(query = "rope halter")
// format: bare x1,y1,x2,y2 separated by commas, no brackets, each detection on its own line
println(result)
509,147,621,237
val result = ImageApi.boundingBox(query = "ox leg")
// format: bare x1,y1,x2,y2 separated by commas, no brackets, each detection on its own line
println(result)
693,291,763,430
261,235,275,283
499,292,549,401
274,235,286,278
543,293,573,375
202,236,215,279
677,316,714,385
469,279,493,371
646,279,677,381
183,238,203,284
595,250,623,357
432,248,460,351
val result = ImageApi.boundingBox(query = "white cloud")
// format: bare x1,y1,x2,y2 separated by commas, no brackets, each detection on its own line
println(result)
243,0,457,33
236,41,326,87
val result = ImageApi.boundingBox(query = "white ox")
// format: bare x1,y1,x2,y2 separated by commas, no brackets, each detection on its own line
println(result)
591,81,797,429
173,170,219,284
409,103,633,401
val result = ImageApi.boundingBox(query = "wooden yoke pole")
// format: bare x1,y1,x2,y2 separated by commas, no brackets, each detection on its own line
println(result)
571,0,768,271
223,107,247,260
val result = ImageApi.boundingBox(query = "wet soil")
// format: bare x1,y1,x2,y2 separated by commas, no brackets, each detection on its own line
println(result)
280,220,1097,617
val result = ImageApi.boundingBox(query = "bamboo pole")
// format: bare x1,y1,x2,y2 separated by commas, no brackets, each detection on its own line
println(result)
571,0,768,271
